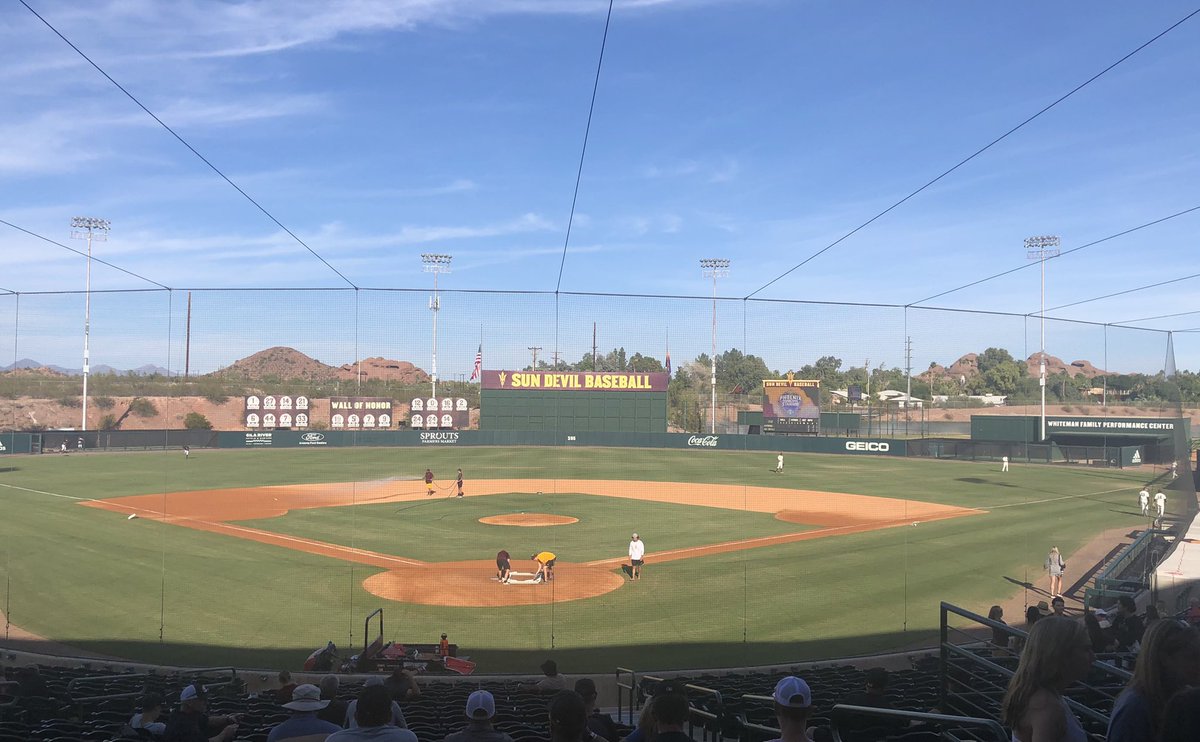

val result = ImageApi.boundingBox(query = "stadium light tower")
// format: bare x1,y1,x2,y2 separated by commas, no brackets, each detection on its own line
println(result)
422,253,453,399
1025,235,1060,442
70,217,110,432
700,258,730,434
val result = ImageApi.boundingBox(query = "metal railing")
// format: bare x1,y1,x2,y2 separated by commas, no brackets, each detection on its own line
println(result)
614,667,637,725
830,704,1007,742
1085,528,1174,608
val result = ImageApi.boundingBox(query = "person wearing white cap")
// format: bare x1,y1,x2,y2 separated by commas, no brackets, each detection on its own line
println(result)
628,533,645,581
162,684,239,742
444,690,513,742
768,676,814,742
267,684,340,742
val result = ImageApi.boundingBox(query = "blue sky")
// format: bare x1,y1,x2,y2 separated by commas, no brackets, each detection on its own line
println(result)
1,1,1197,376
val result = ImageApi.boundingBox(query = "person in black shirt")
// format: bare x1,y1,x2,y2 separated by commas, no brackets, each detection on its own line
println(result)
838,668,907,737
163,684,238,742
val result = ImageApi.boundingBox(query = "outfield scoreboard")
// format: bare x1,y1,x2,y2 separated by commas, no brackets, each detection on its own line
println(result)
480,370,668,433
762,376,821,434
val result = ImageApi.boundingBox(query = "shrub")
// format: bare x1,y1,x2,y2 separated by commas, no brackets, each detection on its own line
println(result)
57,396,81,408
1060,404,1073,413
93,395,115,410
183,412,212,430
99,414,119,430
127,397,158,418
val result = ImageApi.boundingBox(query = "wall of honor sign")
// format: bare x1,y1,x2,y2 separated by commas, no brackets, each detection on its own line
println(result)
409,397,470,429
329,396,394,429
244,394,311,429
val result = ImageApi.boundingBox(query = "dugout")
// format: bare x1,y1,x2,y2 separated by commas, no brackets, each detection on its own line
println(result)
478,370,668,433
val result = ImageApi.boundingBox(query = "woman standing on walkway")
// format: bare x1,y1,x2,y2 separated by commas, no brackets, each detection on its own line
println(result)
1044,546,1066,598
1002,616,1092,742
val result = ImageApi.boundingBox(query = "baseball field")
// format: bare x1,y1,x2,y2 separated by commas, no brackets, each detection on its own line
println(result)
0,445,1158,672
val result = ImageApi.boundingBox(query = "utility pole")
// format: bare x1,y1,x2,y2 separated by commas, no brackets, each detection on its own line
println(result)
528,346,543,370
905,337,913,437
1025,235,1060,442
592,322,597,371
421,253,453,399
700,258,730,434
70,216,110,431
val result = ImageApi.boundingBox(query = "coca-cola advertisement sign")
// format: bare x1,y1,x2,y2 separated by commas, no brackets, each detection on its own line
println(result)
687,435,720,447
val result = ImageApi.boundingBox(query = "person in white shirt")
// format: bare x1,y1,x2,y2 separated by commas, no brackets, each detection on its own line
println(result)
775,453,784,473
1138,488,1150,516
628,533,645,580
1001,456,1009,472
1154,491,1167,517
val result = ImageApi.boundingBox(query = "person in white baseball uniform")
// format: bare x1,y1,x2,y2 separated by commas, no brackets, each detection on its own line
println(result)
1154,491,1167,517
628,533,645,580
1138,487,1150,516
1001,456,1009,473
775,453,784,473
1172,460,1179,479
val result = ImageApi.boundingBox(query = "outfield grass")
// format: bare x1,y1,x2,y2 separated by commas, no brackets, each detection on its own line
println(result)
0,446,1158,671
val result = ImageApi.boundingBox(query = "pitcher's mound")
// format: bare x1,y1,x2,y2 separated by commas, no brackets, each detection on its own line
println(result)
479,513,578,527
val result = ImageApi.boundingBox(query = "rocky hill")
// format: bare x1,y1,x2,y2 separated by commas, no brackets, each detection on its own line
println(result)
217,346,340,381
921,352,1107,384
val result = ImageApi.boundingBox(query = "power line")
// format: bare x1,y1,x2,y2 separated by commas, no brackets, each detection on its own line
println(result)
907,203,1200,306
0,218,170,289
554,0,615,293
1040,271,1200,314
748,6,1200,300
19,0,357,290
1115,308,1200,324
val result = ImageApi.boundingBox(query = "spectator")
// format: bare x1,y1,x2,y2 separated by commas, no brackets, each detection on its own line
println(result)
767,676,813,742
1185,597,1200,626
384,668,421,701
163,684,238,742
1084,610,1116,653
268,684,340,742
1000,617,1092,742
129,693,167,737
328,685,417,742
1044,547,1066,599
576,678,620,742
618,697,656,742
1050,596,1066,617
1160,686,1200,742
523,659,568,693
838,668,906,737
547,691,589,742
345,677,407,729
1106,619,1200,742
1112,595,1145,650
987,606,1008,656
1143,604,1161,623
276,671,298,704
316,675,348,728
649,689,692,742
444,690,513,742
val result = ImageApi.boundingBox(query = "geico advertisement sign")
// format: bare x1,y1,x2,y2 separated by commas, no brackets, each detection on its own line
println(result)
420,431,460,444
844,441,891,453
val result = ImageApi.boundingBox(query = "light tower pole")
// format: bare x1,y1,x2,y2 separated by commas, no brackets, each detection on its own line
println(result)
700,258,730,434
421,253,452,399
1025,235,1060,442
70,217,110,431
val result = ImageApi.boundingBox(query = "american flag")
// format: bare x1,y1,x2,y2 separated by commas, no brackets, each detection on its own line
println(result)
470,343,482,381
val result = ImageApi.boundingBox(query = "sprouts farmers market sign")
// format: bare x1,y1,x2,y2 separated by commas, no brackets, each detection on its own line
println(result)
481,370,668,392
1046,417,1180,433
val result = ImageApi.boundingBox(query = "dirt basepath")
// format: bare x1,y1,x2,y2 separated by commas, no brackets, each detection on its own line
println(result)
83,479,980,607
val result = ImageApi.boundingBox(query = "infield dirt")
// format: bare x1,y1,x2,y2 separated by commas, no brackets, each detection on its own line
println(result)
84,479,980,607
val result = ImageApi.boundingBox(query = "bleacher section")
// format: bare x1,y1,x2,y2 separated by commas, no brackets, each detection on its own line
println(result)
0,602,1150,742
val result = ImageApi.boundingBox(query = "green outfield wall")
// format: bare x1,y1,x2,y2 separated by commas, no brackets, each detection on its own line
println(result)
479,389,667,432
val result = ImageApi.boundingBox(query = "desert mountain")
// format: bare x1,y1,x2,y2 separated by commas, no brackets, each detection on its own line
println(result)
213,346,429,384
921,352,1107,383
